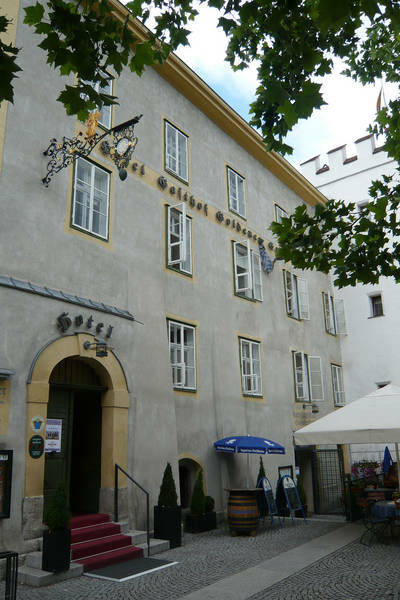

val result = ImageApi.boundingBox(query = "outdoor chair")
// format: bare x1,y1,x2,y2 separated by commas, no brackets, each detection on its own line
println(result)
358,498,391,546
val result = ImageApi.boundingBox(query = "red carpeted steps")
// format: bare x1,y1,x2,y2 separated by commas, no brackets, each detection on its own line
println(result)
70,513,144,572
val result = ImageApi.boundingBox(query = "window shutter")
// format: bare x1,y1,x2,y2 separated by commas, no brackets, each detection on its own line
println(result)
293,351,306,400
284,271,293,316
234,242,251,292
334,299,347,334
332,365,345,405
237,176,245,217
165,122,177,173
322,292,335,333
181,215,192,274
308,356,324,401
177,130,188,180
252,252,263,301
297,277,310,320
167,203,186,266
228,168,238,212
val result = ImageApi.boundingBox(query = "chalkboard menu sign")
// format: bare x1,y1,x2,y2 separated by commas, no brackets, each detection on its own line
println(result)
0,450,13,518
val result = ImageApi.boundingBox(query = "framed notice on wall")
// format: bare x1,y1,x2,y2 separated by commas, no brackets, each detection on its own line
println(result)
45,419,62,453
0,450,13,518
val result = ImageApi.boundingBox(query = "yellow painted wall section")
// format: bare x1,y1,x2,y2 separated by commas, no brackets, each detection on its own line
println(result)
25,333,130,497
0,0,20,174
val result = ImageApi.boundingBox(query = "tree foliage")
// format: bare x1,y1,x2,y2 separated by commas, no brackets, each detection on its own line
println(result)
2,0,400,284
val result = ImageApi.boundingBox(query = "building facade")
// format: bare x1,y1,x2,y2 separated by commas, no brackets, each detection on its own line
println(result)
301,134,398,462
0,0,344,552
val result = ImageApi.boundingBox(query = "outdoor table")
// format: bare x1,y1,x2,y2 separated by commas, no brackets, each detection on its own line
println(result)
225,488,260,536
371,500,398,520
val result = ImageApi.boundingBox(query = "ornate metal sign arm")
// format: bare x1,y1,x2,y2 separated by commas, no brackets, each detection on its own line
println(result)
42,114,143,186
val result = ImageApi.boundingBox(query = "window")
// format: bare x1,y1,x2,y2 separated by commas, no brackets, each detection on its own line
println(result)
164,121,188,182
81,75,113,130
166,204,192,275
227,167,246,218
168,320,196,391
370,293,383,317
292,352,324,402
331,364,345,406
240,338,262,396
275,204,288,224
233,241,263,301
322,293,347,335
72,157,110,240
283,271,309,320
358,200,369,215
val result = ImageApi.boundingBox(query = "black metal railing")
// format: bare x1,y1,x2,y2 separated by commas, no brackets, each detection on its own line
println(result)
0,551,18,600
114,464,150,557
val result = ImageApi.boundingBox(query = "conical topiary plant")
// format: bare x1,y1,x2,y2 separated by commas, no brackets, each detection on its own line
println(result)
158,462,178,507
256,456,266,486
190,469,206,515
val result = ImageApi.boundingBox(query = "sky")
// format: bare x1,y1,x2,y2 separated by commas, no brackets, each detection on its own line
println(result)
173,5,398,169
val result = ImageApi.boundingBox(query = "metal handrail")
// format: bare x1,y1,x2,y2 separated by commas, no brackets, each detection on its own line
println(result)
0,551,18,600
114,464,150,557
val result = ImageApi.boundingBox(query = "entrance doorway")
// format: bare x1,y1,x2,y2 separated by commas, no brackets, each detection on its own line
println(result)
179,458,200,509
43,358,106,515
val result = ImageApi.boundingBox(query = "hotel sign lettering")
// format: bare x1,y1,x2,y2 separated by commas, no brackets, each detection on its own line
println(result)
56,312,114,339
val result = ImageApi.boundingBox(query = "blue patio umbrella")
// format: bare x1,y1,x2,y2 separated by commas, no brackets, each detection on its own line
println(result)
383,446,393,474
214,435,285,487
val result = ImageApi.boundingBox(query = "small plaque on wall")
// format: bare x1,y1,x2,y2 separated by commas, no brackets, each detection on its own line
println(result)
29,435,44,459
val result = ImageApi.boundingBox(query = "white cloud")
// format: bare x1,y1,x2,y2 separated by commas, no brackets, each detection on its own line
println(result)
132,3,398,167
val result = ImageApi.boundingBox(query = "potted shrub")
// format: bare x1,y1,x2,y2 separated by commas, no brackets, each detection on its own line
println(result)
42,486,71,573
154,462,182,548
185,469,217,533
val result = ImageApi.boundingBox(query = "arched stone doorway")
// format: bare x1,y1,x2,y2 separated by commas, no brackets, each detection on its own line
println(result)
178,455,205,509
24,333,130,539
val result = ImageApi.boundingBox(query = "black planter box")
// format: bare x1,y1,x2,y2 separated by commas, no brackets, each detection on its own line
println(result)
185,511,217,533
154,505,182,548
42,528,71,573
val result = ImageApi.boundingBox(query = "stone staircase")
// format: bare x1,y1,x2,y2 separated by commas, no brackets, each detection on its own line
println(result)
18,513,170,586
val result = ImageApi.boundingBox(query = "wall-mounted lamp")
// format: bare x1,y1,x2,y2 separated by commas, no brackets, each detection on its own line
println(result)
83,340,112,358
0,369,15,381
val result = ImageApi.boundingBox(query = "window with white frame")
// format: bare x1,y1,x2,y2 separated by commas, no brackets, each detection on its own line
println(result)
233,241,263,301
369,293,384,317
80,74,113,130
164,121,188,182
168,320,196,390
274,204,288,224
240,338,262,396
322,292,347,335
227,167,246,218
72,157,110,240
331,364,345,406
166,204,192,275
292,352,324,402
283,271,309,320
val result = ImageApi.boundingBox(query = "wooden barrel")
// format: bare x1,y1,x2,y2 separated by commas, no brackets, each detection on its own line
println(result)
227,490,259,535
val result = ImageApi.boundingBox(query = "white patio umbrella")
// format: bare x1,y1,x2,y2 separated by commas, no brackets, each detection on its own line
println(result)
294,384,400,489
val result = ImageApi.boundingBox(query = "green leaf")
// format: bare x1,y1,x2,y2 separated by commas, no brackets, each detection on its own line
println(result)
23,2,45,25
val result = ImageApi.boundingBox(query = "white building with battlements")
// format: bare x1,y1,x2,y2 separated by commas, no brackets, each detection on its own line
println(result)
301,134,398,463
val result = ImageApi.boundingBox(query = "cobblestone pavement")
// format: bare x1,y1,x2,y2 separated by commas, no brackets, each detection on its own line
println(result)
248,538,400,600
14,520,340,600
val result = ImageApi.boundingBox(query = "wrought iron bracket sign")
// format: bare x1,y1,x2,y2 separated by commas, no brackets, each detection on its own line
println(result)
42,114,143,186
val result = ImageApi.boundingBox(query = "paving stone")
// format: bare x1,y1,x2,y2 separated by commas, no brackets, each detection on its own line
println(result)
10,520,340,599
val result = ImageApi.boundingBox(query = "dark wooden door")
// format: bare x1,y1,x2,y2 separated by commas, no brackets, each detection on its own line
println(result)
70,391,102,513
43,388,74,512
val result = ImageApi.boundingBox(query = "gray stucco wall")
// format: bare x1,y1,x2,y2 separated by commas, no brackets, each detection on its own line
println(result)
0,0,343,551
